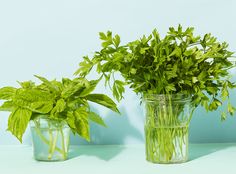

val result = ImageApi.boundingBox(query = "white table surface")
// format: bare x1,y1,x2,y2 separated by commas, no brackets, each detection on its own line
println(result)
0,143,235,174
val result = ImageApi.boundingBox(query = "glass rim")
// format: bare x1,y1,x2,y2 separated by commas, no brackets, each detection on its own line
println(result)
142,93,192,102
31,114,69,128
33,114,66,122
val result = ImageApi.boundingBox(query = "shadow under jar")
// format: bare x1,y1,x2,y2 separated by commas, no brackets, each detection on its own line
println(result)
143,94,192,164
30,116,70,161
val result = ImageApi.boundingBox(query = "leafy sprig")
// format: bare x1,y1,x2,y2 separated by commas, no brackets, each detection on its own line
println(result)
75,25,236,120
0,76,119,142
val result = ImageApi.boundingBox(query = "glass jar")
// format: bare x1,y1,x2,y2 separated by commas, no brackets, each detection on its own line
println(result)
143,94,192,164
30,116,70,161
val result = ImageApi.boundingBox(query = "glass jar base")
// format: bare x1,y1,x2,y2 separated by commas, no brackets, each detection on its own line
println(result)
34,157,68,162
146,156,188,164
145,125,189,164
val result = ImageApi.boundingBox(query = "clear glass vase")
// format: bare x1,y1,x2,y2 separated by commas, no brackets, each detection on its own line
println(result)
143,94,192,164
30,116,70,161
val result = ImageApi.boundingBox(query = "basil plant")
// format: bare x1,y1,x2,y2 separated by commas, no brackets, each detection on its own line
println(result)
0,75,119,142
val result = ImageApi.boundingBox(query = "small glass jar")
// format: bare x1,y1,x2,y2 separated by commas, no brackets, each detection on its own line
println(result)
30,116,70,161
143,94,192,164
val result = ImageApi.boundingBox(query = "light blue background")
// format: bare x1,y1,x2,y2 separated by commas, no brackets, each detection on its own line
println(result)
0,0,236,145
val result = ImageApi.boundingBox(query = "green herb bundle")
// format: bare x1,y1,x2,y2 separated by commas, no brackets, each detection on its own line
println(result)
0,75,119,142
76,25,236,119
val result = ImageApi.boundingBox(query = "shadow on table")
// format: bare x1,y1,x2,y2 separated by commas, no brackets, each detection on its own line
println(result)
189,143,235,161
68,106,144,161
68,145,125,161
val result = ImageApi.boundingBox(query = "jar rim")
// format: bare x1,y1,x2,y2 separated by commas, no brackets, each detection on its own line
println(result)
142,93,192,102
31,114,68,126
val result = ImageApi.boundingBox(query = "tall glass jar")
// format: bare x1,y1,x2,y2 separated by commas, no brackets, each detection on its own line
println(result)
30,116,70,161
143,94,192,164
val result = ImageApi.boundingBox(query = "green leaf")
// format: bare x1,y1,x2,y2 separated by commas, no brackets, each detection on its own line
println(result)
192,77,198,83
74,56,93,76
99,32,107,40
221,112,227,121
86,94,119,113
209,98,222,111
102,41,113,48
201,98,209,112
67,108,90,141
0,87,16,100
227,81,236,89
17,81,35,89
206,87,218,95
13,89,54,113
130,68,137,75
99,31,113,48
30,101,54,114
67,98,88,110
113,34,121,48
165,84,176,92
221,86,229,101
140,47,149,54
227,103,236,116
66,111,76,130
88,112,107,127
79,77,101,97
61,83,85,99
74,107,90,141
0,101,15,111
34,75,59,93
62,78,72,87
51,99,66,115
112,80,125,101
7,107,32,142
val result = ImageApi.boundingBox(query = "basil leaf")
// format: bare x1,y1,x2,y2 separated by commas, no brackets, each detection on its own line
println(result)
0,101,15,111
88,111,107,127
13,89,54,113
79,77,101,97
0,87,16,100
50,99,66,115
7,107,32,142
34,75,59,93
74,107,90,141
61,83,85,99
30,101,53,114
86,94,119,113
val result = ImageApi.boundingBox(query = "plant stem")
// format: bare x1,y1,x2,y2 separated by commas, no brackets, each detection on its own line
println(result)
48,122,53,159
59,127,67,160
48,122,59,160
33,120,64,155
